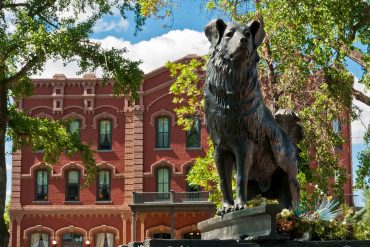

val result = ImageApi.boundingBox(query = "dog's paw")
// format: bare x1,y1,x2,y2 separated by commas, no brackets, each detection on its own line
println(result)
217,203,234,215
232,203,246,211
233,198,246,211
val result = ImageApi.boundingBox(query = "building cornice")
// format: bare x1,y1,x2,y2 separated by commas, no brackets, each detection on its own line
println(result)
11,205,131,219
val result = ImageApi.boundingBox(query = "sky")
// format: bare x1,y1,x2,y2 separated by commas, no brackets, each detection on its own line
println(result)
5,1,369,205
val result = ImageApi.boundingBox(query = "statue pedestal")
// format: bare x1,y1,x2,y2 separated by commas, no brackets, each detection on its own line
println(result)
198,204,284,240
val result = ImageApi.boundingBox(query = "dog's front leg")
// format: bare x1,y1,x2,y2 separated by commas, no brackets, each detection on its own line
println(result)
215,146,234,213
232,141,253,210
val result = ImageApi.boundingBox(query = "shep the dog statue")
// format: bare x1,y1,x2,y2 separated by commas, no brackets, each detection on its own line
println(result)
204,19,301,213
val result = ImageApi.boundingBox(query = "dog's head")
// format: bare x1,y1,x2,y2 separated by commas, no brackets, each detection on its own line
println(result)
205,19,265,65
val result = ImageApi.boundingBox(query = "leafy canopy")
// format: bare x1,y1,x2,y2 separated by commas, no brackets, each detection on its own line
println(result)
1,0,146,182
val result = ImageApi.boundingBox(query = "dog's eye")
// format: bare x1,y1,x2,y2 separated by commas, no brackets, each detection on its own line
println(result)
226,32,234,38
245,32,251,38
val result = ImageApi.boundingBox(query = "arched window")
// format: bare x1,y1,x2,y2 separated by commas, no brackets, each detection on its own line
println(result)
68,119,81,139
35,170,48,201
30,233,49,247
156,117,170,148
186,118,201,148
97,170,111,201
66,170,80,201
62,234,82,247
99,119,112,150
95,233,114,247
157,167,170,199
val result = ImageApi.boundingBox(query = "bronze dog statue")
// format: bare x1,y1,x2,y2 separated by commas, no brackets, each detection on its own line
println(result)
204,19,301,213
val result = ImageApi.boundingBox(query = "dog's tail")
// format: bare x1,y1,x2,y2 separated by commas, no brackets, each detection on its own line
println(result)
274,109,303,145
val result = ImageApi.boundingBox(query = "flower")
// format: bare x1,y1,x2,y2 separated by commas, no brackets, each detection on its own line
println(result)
281,209,293,218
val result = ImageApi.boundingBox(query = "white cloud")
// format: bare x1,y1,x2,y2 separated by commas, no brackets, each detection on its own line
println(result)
98,29,209,72
351,78,370,144
35,28,209,78
94,17,129,33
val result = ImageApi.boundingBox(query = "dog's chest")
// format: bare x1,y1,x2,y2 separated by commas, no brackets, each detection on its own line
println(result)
204,90,262,145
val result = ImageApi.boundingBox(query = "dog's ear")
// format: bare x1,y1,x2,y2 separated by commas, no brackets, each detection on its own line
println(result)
249,20,265,47
204,19,227,46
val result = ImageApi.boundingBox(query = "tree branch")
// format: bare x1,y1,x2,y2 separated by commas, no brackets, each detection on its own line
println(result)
1,56,39,86
353,88,370,106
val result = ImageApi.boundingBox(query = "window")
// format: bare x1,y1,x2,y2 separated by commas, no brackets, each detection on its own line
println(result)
66,170,80,201
30,233,49,247
35,170,48,201
156,117,170,148
62,234,82,247
332,118,342,149
152,233,171,239
95,233,114,247
183,232,201,239
332,118,341,134
185,166,200,201
186,118,201,148
97,170,111,201
68,119,80,139
99,119,112,150
157,167,170,199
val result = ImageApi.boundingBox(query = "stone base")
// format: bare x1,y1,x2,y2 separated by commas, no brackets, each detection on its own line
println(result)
137,239,370,247
197,204,283,240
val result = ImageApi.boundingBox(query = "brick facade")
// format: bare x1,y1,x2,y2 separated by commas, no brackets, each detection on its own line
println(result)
8,54,352,247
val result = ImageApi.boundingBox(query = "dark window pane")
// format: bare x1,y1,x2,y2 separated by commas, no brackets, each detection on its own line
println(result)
66,171,79,201
62,234,83,247
157,168,170,199
186,118,201,148
153,233,171,239
35,170,48,201
97,170,111,201
99,120,112,150
156,117,170,148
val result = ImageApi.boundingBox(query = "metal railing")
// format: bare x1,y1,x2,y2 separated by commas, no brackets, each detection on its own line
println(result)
132,191,210,204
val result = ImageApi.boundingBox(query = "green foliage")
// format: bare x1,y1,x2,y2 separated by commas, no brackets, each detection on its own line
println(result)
4,201,9,230
0,1,146,184
186,139,222,206
7,107,98,184
167,57,205,130
160,0,370,207
277,199,370,240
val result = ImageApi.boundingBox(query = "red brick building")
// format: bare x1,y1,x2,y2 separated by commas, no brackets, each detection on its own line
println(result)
8,54,353,247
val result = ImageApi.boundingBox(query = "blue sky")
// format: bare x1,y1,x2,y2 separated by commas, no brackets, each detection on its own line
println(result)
5,2,369,205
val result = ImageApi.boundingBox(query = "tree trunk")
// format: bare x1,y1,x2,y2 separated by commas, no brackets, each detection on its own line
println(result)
0,82,9,247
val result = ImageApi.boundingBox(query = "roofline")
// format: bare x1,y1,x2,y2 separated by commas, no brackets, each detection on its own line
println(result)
143,54,200,80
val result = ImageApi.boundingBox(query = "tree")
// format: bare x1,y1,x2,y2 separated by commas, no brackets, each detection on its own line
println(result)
143,0,369,207
0,0,146,245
